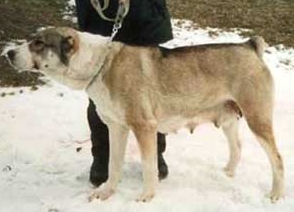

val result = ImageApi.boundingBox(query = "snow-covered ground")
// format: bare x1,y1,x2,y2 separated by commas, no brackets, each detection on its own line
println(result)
1,14,294,212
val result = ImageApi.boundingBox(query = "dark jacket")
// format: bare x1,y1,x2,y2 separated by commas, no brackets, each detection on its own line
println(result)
75,0,173,45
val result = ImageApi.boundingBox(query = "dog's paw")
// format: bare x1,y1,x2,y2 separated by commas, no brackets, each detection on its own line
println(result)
136,192,155,202
88,187,115,202
223,166,235,178
266,190,284,203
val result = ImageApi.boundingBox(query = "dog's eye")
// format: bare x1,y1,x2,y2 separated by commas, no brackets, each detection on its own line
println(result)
34,40,44,47
34,40,44,45
31,39,45,51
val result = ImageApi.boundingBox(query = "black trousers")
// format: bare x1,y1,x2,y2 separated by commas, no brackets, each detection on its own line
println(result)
87,99,166,163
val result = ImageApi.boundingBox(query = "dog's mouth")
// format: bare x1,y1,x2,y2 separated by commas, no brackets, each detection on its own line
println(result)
1,45,21,69
1,51,37,73
1,52,19,71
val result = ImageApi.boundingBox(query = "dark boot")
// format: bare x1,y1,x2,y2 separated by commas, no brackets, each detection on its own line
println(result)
157,133,168,180
88,99,109,187
90,146,108,187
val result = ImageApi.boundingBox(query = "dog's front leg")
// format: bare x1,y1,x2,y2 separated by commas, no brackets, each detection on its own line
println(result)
132,121,158,202
89,122,129,201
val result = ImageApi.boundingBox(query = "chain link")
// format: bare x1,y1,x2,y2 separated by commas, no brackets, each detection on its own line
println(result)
109,20,122,43
108,2,127,43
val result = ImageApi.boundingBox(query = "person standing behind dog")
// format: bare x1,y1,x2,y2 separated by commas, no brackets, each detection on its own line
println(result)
75,0,173,187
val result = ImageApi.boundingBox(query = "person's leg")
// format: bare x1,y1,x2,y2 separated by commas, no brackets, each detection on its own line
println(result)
87,99,109,187
87,99,169,187
157,133,168,180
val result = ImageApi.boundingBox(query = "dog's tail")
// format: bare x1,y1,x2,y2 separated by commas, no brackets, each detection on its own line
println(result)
248,36,268,58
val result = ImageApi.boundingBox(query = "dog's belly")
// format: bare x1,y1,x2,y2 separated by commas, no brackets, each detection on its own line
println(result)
157,116,207,134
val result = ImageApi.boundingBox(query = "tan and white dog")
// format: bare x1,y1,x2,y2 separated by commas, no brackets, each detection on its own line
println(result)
4,27,284,203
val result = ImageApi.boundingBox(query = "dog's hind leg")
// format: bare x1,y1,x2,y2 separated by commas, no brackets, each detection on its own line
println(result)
89,122,129,201
236,74,284,203
132,120,158,202
245,114,284,203
246,114,284,203
222,119,241,177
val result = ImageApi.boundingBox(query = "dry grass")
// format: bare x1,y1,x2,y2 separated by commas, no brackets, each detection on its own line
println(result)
168,0,294,46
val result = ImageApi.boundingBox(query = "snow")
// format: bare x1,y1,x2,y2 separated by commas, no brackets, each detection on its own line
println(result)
67,0,75,7
1,16,294,212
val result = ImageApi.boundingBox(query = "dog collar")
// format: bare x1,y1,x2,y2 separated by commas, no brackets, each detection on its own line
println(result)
85,45,111,91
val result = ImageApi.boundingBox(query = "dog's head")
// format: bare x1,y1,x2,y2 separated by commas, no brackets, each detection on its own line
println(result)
4,27,79,73
3,27,104,89
3,27,119,90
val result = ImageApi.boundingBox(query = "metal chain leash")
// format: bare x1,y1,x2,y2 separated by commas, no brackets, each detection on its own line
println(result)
90,0,129,43
86,1,130,89
108,1,128,43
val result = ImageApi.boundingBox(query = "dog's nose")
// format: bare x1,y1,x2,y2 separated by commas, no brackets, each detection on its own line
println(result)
7,50,16,60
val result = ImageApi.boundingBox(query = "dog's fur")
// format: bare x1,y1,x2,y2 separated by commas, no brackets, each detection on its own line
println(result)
5,27,284,202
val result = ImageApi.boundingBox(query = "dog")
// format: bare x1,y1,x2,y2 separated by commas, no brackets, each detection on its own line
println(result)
4,27,284,203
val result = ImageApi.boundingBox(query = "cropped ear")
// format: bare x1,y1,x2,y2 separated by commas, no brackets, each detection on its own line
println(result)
60,34,79,65
61,36,77,54
60,27,80,52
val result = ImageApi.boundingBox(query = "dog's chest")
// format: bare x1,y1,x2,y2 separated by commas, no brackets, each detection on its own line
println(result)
87,77,125,124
